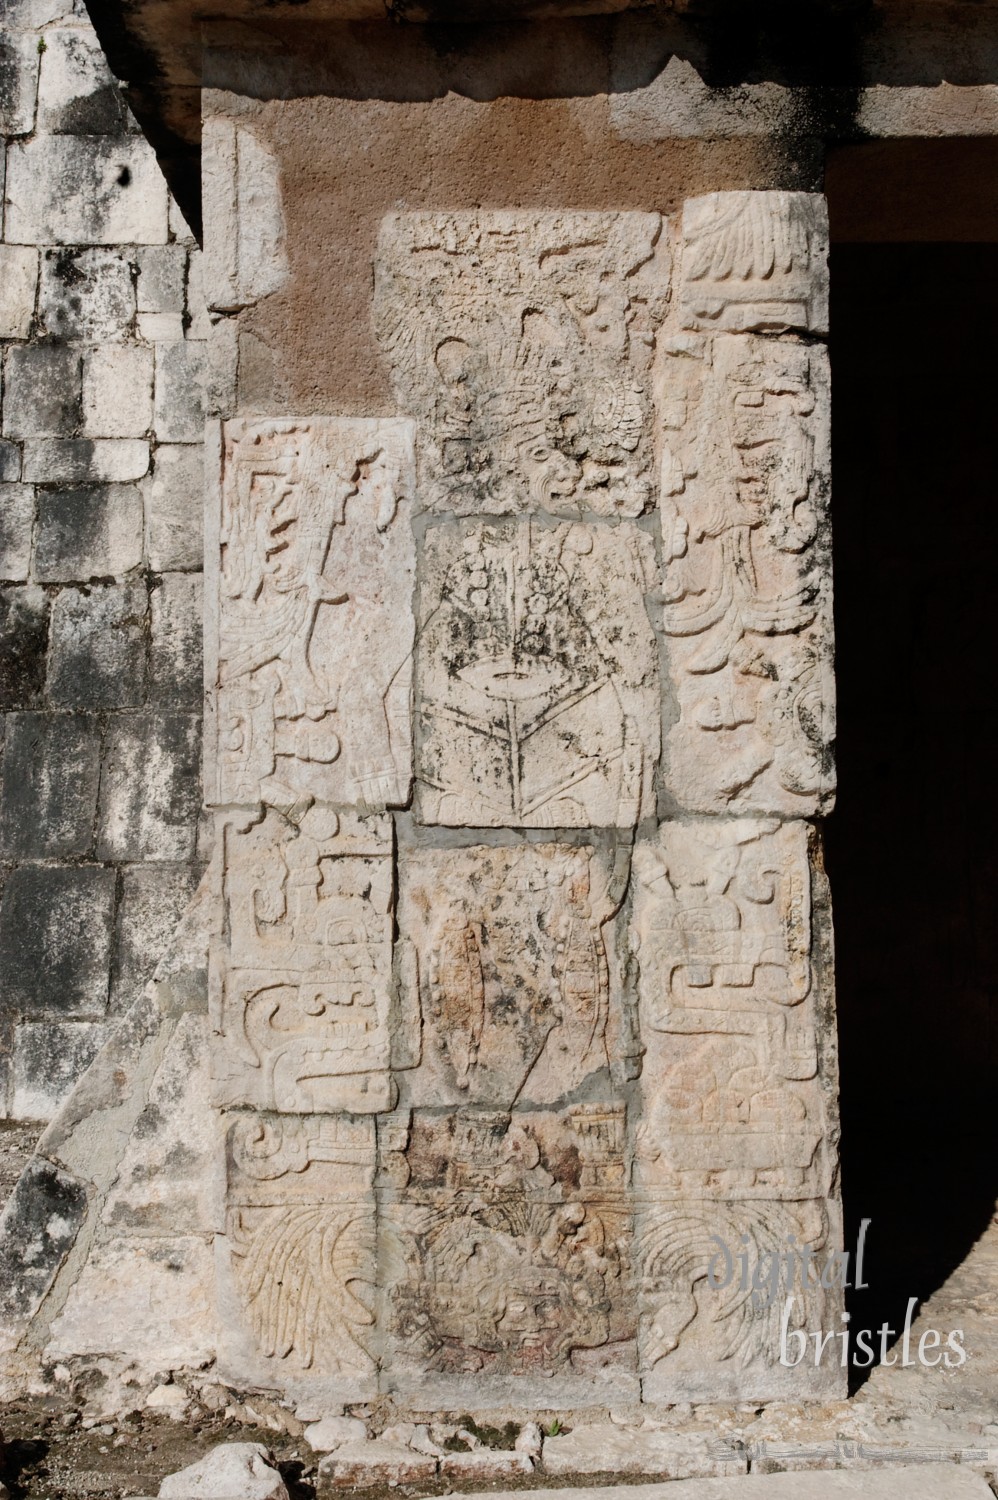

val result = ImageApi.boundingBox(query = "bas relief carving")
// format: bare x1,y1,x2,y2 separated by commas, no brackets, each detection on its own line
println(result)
211,199,840,1404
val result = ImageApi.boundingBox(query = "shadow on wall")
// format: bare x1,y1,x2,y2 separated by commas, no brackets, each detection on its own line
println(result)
827,242,998,1384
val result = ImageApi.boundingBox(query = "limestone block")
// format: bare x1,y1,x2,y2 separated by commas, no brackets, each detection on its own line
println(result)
3,344,82,439
22,438,149,484
136,245,187,314
96,711,200,861
419,1470,995,1500
441,1450,533,1481
186,249,211,339
82,345,154,439
158,1444,289,1500
202,118,288,312
110,865,201,1015
138,311,185,342
48,580,147,707
154,340,205,443
541,1425,745,1479
47,1232,216,1364
0,33,39,134
0,484,35,580
143,443,204,572
0,1157,88,1354
396,842,638,1105
34,483,144,581
11,1021,106,1120
679,193,829,335
5,137,168,245
375,210,669,516
210,808,394,1115
0,712,101,857
0,865,113,1018
0,443,21,483
658,334,833,815
35,27,131,135
0,586,50,706
629,818,842,1403
207,418,415,814
414,519,659,828
0,245,38,338
216,1112,378,1398
317,1439,437,1490
150,572,203,707
304,1416,367,1453
39,247,135,341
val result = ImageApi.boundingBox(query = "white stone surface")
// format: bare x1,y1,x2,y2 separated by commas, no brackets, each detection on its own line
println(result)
143,443,204,572
420,1468,995,1500
0,484,35,580
138,311,186,342
202,118,288,312
11,1021,105,1120
303,1416,368,1452
82,345,154,439
5,137,168,245
34,26,122,132
22,438,150,484
158,1443,289,1500
542,1425,746,1478
441,1450,533,1480
318,1439,437,1489
0,33,40,134
0,245,38,338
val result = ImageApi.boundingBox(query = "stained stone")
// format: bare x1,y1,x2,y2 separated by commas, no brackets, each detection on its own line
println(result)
0,1158,88,1353
318,1440,437,1490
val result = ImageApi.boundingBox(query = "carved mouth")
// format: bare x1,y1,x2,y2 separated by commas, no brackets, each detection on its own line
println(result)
458,655,569,703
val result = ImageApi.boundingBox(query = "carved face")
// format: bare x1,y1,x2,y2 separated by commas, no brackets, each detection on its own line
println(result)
515,434,581,510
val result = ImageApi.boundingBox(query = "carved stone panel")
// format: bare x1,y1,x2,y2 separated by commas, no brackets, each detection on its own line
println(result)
207,417,415,815
374,210,669,517
658,334,833,815
629,818,842,1401
396,843,640,1107
679,193,829,335
211,807,395,1114
217,1112,378,1397
415,519,660,827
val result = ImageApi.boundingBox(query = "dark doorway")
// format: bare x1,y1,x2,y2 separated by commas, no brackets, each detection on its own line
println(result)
828,243,998,1377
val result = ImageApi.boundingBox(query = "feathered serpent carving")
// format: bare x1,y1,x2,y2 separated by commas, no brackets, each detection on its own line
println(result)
230,1204,376,1374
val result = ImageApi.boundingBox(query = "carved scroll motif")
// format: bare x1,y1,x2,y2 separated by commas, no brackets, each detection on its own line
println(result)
224,1114,377,1380
415,519,660,828
211,808,397,1114
658,332,833,814
211,418,415,815
374,211,669,517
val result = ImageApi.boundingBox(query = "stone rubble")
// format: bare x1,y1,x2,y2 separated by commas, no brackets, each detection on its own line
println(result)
157,1442,288,1500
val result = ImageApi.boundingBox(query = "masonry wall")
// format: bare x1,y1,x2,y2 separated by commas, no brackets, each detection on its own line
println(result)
0,0,206,1124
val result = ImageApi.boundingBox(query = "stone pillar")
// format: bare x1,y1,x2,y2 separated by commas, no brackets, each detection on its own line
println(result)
203,188,840,1405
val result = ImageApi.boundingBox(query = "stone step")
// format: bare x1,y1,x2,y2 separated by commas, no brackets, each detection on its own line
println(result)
423,1464,994,1500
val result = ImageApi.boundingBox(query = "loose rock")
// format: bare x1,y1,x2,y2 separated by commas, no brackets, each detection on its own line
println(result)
158,1441,288,1500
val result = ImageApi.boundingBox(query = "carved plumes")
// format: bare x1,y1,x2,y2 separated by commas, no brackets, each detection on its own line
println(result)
231,1204,376,1373
685,197,811,284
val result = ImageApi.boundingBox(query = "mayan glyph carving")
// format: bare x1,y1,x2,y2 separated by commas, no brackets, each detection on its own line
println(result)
211,808,395,1114
679,192,829,334
374,210,669,517
220,1113,377,1388
659,331,833,814
208,418,415,815
630,817,840,1400
415,520,659,827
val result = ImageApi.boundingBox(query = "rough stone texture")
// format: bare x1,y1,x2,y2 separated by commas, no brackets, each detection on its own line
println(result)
0,1157,88,1353
418,1472,994,1500
317,1439,437,1490
158,1443,289,1500
541,1426,746,1479
0,0,206,1121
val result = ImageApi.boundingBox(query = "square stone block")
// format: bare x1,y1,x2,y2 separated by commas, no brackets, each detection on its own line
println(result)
110,864,201,1015
97,710,200,861
136,245,187,314
35,26,132,135
5,137,168,244
0,865,114,1018
35,484,144,582
11,1019,106,1120
82,345,153,439
149,571,203,706
3,344,82,439
142,443,204,572
39,247,135,342
154,340,204,442
22,438,149,485
0,586,50,707
48,580,147,707
0,710,101,856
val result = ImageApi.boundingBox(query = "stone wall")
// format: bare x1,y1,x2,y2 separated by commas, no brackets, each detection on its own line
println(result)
0,0,205,1123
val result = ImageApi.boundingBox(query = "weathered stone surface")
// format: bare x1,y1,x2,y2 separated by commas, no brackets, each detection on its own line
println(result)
630,818,841,1403
21,437,149,484
541,1425,745,1479
0,485,35,581
11,1020,106,1119
207,418,415,813
0,865,113,1014
5,137,168,244
410,1471,995,1500
375,210,668,517
658,331,833,815
143,443,204,572
0,1157,88,1353
34,484,144,581
48,580,147,706
97,711,200,860
154,340,205,443
679,193,829,335
158,1443,289,1500
202,119,288,313
0,32,39,134
3,344,82,438
0,442,21,483
303,1416,367,1453
35,26,132,135
0,712,101,857
414,519,659,827
0,585,50,706
0,245,38,338
110,865,201,1014
317,1439,436,1490
136,245,187,314
150,572,203,706
440,1450,533,1481
82,345,154,439
39,246,135,341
